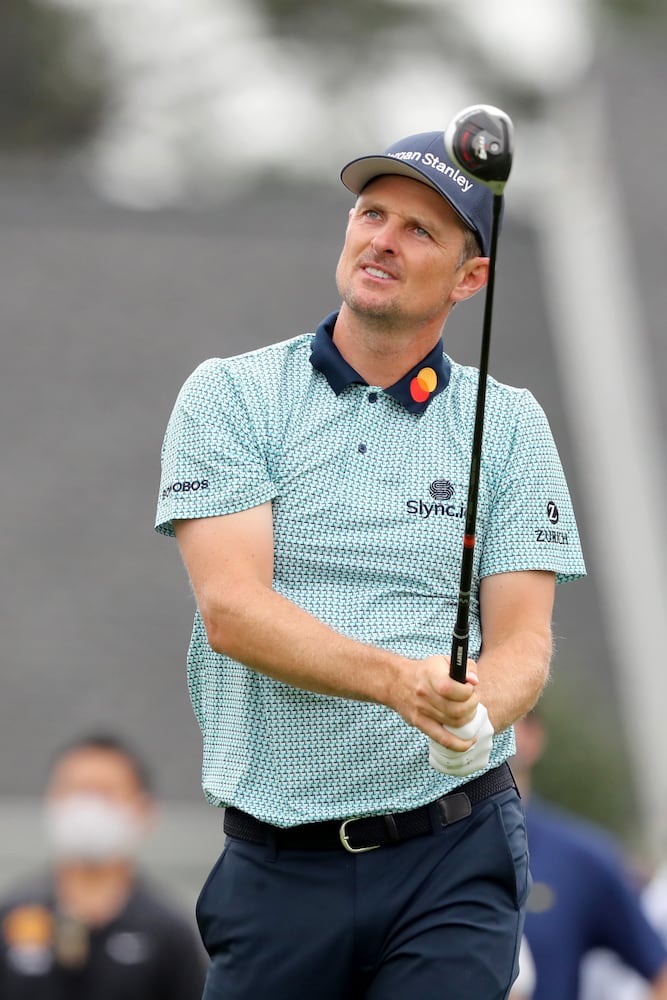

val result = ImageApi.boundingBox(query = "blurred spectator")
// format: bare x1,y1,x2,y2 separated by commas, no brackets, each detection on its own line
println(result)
0,734,207,999
581,863,667,999
514,710,667,1000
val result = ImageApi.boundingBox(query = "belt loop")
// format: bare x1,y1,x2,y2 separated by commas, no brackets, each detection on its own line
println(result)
265,825,278,862
383,814,400,842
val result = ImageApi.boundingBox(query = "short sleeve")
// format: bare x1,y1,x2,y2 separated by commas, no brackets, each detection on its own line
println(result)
480,390,586,584
155,359,276,536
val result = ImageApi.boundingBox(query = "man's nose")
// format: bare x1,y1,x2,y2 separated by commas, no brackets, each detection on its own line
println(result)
371,224,399,255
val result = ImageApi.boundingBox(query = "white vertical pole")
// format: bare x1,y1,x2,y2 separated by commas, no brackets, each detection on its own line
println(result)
532,87,667,858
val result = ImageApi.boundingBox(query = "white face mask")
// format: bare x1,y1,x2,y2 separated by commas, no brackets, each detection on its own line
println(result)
44,794,145,863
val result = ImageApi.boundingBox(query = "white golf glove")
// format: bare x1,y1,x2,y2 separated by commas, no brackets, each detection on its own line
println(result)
429,703,494,777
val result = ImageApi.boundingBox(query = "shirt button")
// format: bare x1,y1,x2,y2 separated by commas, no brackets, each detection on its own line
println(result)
358,443,367,454
368,392,378,403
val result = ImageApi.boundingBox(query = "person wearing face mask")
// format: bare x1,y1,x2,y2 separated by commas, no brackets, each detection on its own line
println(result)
0,734,207,999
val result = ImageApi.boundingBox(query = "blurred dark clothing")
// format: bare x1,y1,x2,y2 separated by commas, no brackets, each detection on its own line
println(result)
0,875,207,999
524,798,667,1000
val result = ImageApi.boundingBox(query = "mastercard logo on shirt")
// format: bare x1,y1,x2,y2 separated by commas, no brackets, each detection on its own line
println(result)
409,367,438,403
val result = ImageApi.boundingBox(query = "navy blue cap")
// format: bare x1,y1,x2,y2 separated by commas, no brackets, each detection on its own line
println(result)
340,131,497,257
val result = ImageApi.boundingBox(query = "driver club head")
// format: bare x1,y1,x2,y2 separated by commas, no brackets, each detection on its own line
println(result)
444,104,514,195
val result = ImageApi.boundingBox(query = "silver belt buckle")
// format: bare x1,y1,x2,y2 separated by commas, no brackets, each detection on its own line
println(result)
339,817,381,854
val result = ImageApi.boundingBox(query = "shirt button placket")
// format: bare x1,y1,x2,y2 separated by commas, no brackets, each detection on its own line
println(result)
358,389,379,456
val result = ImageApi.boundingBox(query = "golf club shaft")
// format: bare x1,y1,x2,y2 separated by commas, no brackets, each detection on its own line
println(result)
449,193,503,682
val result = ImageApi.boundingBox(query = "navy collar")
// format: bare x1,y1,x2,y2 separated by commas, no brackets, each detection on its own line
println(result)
309,311,450,415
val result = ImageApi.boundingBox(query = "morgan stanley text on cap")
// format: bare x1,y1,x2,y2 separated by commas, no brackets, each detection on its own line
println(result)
340,131,498,258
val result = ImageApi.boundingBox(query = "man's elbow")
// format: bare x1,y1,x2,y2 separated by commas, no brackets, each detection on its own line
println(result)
203,616,235,657
198,595,245,659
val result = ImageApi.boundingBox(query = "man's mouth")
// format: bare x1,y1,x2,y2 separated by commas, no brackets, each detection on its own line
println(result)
363,265,394,280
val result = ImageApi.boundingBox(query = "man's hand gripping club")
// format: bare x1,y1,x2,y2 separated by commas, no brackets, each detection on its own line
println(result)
395,656,494,778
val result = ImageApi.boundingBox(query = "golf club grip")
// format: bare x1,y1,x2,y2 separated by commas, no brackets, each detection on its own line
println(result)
450,630,469,683
450,536,475,682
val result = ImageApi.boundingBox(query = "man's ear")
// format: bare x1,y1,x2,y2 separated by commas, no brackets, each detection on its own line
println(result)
450,257,489,304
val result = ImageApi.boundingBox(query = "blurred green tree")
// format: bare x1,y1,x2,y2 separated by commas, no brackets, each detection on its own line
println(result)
256,0,422,39
257,0,666,34
0,0,107,151
532,671,638,843
1,0,663,152
603,0,666,20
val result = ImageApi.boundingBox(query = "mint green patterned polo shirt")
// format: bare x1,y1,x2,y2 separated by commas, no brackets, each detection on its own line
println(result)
156,311,585,826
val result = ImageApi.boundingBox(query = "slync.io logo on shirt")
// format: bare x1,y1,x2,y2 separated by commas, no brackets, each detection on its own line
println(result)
406,481,466,519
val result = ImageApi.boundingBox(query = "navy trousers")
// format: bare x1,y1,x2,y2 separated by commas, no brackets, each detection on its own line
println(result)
196,787,529,999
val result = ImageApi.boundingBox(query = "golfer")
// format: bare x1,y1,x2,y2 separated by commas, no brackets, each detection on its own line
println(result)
155,129,586,999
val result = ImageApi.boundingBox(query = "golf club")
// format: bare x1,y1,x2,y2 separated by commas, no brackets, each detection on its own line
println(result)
444,104,514,682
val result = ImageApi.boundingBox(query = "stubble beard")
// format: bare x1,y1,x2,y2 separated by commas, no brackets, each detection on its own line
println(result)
344,291,405,333
336,264,410,335
335,251,452,337
338,279,450,338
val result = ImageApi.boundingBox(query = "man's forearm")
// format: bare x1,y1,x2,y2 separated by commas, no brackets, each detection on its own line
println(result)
475,628,552,732
196,576,480,749
199,576,407,707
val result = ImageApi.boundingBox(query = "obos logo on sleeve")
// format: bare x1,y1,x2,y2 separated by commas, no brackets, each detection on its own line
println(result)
161,478,209,500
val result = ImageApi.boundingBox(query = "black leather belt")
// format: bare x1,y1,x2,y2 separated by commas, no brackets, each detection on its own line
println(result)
224,761,516,854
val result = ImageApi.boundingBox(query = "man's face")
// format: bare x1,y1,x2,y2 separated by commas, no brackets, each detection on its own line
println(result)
44,747,153,862
335,174,483,331
46,747,153,839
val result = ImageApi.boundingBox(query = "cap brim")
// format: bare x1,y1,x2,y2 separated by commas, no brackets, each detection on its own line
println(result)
341,155,444,199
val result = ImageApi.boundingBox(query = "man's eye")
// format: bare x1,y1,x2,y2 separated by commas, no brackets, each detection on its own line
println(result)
414,226,430,238
364,209,381,220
